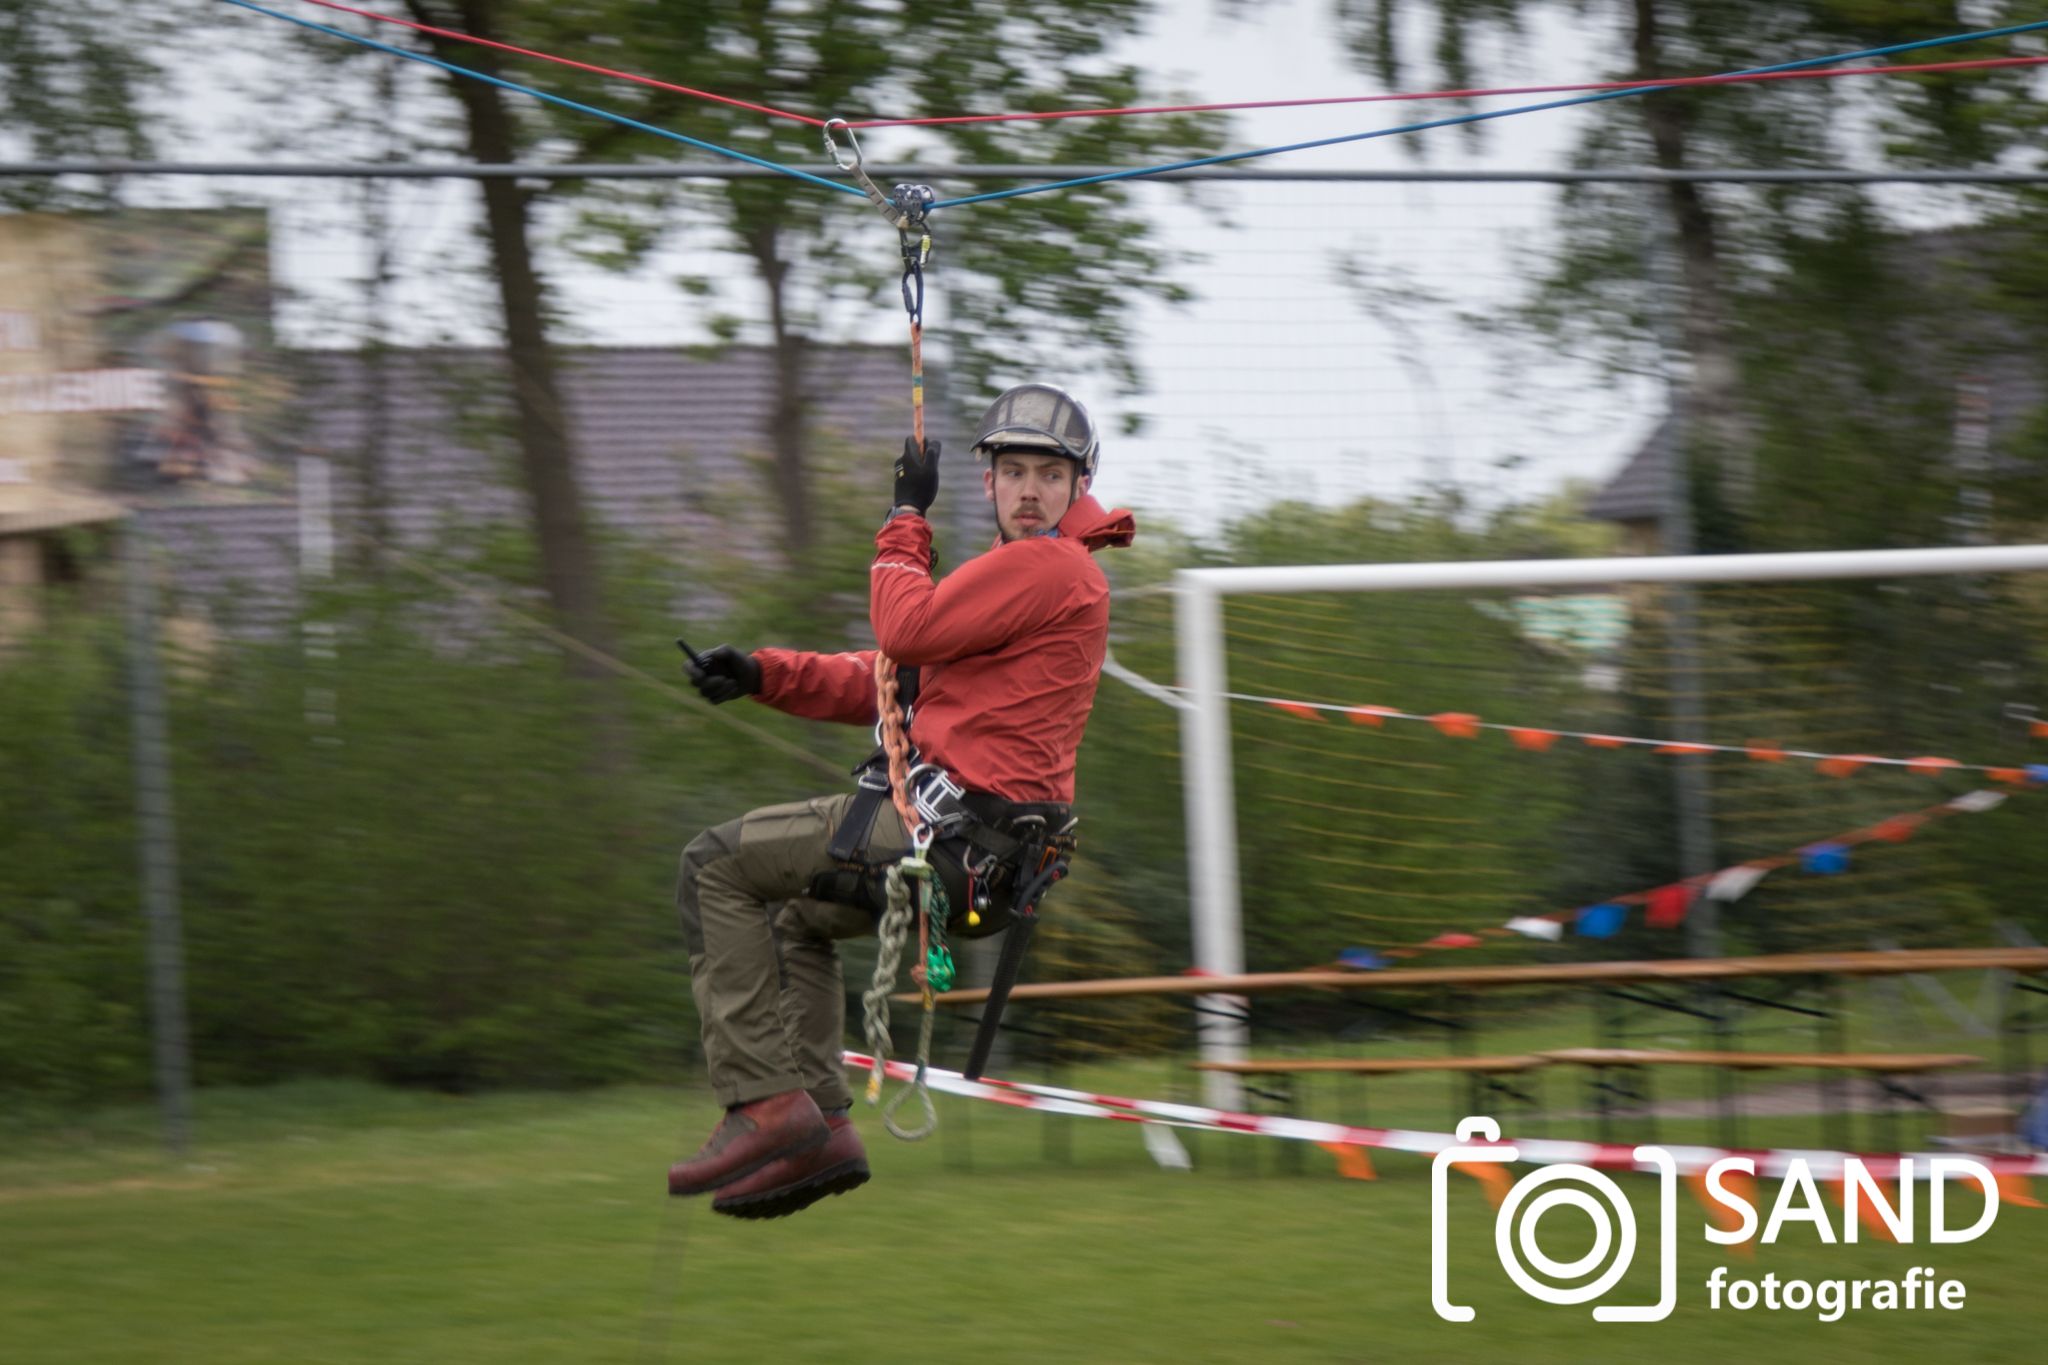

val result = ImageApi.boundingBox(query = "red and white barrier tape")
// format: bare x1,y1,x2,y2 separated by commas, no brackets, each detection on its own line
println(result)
844,1050,2048,1178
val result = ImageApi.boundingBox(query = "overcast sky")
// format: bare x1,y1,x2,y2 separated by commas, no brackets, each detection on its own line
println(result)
176,0,1686,533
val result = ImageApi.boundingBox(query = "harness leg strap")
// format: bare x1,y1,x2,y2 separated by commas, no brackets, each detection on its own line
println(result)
962,850,1070,1080
964,910,1038,1082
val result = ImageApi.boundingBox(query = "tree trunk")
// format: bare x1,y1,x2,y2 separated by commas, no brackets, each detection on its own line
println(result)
410,0,627,772
747,222,814,568
1632,0,1753,521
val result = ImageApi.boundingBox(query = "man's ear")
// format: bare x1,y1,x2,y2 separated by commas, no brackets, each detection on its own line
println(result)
983,468,996,502
1076,474,1092,500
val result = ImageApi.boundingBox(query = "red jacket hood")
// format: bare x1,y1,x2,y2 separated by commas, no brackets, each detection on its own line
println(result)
1060,494,1136,550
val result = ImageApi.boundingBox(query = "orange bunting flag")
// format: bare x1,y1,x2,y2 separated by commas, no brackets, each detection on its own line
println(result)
1319,1142,1377,1181
1346,706,1398,727
1869,816,1921,844
2033,720,2048,739
1687,1171,1756,1258
1996,1174,2043,1209
1817,754,1876,778
1584,734,1627,749
1453,1160,1513,1208
1430,712,1482,739
1655,743,1715,756
1270,701,1326,722
1907,756,1962,775
1745,742,1786,763
1424,932,1482,949
1509,728,1559,752
1988,767,2029,785
1826,1179,1901,1243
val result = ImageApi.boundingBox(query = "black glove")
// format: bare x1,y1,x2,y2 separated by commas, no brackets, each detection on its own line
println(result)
892,436,942,515
685,644,762,705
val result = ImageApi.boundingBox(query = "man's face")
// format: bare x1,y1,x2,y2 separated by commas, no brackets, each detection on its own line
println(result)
985,450,1086,542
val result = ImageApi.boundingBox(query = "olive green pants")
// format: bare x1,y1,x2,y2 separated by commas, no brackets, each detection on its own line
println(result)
676,792,905,1110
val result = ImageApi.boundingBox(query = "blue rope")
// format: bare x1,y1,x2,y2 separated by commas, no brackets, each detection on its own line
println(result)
931,19,2048,211
218,0,863,199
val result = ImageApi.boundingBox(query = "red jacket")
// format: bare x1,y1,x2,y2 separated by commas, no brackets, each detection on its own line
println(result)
751,494,1136,803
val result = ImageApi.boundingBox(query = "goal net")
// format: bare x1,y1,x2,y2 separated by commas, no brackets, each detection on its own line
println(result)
1118,546,2048,1088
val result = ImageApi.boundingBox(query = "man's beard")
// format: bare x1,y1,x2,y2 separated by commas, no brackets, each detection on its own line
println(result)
999,503,1054,543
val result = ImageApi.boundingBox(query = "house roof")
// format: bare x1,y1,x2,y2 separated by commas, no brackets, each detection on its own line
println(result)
140,342,970,632
1583,415,1677,525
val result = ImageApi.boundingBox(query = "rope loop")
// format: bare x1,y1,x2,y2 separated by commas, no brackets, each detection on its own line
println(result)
861,855,940,1140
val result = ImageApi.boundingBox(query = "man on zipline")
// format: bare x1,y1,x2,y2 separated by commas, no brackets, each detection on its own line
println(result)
668,383,1135,1220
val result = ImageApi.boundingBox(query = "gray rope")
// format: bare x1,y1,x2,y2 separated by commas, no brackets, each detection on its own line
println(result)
861,858,938,1140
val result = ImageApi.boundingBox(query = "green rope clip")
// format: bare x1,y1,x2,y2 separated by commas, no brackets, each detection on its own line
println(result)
924,875,954,990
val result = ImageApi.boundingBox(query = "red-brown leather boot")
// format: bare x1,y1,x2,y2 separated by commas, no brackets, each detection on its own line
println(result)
667,1090,829,1196
711,1113,870,1220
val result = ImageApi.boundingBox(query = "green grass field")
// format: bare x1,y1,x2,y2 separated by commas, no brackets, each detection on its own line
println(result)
6,1024,2045,1365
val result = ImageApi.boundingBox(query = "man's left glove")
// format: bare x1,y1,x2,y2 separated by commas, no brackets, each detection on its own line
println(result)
892,436,942,516
685,645,762,705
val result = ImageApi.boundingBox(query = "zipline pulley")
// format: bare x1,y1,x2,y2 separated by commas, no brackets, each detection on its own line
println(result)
892,183,936,326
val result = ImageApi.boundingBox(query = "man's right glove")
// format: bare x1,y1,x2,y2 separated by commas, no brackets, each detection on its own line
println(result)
685,645,762,705
892,436,942,516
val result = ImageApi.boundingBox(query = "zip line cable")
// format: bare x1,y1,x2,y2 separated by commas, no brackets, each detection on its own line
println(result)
848,54,2048,126
228,2,2048,211
930,18,2048,208
217,0,861,197
267,0,2047,135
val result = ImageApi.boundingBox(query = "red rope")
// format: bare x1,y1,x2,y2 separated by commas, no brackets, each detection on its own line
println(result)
286,0,825,127
847,53,2048,127
270,4,2046,138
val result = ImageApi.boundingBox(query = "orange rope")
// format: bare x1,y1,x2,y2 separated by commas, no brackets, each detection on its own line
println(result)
875,651,922,844
876,290,931,846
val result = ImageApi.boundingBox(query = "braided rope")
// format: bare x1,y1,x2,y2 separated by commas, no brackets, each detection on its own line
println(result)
860,866,913,1099
861,858,938,1140
874,652,923,844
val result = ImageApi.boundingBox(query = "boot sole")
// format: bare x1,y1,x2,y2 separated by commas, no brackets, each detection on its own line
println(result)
712,1159,872,1220
667,1123,830,1197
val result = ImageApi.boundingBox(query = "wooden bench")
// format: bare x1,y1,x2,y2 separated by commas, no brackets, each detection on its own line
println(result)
1193,1055,1552,1076
1192,1055,1551,1136
1537,1048,1982,1146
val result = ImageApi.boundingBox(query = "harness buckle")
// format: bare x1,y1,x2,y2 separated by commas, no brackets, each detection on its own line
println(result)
907,763,971,840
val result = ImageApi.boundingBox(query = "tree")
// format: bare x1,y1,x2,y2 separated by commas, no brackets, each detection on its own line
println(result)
1336,1,2047,542
511,0,1226,574
407,2,623,730
0,0,183,209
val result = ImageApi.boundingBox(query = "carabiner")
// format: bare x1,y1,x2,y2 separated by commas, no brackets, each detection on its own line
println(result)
822,117,863,173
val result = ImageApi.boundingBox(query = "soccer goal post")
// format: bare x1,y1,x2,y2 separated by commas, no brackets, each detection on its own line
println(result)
1175,544,2048,1108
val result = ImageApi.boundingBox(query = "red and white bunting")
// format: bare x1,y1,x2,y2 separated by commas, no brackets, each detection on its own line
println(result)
846,1051,2048,1180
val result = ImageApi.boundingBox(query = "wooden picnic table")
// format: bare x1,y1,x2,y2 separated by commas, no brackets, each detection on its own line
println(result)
1192,1054,1551,1076
1537,1048,1982,1073
917,947,2048,1006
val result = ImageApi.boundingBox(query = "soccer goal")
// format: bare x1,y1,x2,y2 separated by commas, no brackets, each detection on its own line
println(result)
1170,545,2048,1106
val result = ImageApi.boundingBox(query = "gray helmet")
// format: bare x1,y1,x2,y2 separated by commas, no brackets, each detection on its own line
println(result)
970,383,1100,480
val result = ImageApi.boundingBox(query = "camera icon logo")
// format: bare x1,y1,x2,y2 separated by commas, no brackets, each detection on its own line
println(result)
1431,1117,1676,1323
